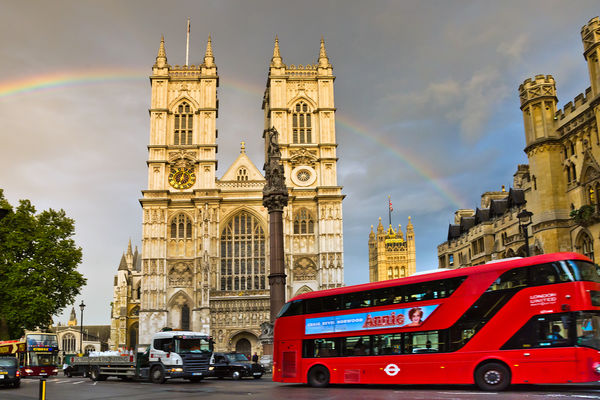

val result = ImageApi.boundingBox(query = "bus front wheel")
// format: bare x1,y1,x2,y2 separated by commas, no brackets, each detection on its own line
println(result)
475,362,511,391
307,365,330,388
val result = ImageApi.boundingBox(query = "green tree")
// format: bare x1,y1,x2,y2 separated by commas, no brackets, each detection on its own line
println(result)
0,189,86,339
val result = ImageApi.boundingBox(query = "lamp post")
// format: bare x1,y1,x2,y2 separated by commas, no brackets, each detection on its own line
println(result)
517,209,534,257
79,301,85,355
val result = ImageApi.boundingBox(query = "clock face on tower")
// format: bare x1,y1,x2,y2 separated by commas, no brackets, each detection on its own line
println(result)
168,167,196,189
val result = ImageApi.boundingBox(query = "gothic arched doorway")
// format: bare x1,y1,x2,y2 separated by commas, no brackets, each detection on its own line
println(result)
129,322,138,349
235,338,251,358
181,304,190,331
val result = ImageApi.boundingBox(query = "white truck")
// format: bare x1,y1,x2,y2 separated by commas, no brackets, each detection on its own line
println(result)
67,331,213,384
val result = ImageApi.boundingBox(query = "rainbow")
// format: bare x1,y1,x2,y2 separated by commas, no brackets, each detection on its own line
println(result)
0,70,467,209
0,69,146,99
336,114,467,210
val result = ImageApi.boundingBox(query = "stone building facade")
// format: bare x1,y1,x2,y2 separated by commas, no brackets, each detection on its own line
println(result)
368,217,415,281
112,35,344,354
438,17,600,267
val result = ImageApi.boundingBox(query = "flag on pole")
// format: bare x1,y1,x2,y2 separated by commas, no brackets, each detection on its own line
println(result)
389,197,393,212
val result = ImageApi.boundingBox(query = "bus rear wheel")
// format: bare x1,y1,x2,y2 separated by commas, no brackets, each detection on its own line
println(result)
475,362,511,391
307,365,330,388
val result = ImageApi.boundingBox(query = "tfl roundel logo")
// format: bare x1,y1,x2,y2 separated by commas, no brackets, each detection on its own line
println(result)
384,363,400,376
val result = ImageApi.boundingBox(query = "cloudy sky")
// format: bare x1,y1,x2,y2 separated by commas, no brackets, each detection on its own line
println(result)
1,1,598,325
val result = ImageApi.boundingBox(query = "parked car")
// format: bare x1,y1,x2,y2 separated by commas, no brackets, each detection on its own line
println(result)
209,352,264,380
0,357,20,388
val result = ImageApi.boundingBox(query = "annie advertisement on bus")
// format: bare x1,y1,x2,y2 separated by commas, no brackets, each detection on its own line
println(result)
305,304,440,335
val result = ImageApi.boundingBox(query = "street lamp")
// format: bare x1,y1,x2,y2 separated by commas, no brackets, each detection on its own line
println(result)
79,301,85,354
517,209,534,257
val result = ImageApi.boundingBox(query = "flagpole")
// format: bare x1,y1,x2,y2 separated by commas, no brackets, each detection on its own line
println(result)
388,195,392,227
185,18,190,66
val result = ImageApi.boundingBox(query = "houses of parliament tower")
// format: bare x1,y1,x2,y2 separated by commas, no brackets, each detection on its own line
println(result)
110,34,345,354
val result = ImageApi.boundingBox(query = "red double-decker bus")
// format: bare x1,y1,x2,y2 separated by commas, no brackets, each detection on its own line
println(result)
0,332,59,377
272,252,600,390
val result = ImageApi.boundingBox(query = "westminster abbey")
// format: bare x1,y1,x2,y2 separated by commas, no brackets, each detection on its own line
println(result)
110,35,345,355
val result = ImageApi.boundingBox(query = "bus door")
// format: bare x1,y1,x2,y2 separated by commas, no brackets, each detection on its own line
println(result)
398,331,447,384
278,340,301,381
504,313,576,383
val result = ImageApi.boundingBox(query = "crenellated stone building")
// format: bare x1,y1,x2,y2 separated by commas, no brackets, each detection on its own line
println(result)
438,17,600,268
368,217,415,281
111,35,344,355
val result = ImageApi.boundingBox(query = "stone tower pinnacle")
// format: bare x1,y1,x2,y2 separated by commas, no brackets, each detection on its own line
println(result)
318,36,330,68
204,35,215,67
155,35,167,68
271,36,283,68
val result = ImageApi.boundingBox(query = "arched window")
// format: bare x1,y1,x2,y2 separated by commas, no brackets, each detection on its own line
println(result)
237,168,248,181
567,166,571,183
571,142,576,156
220,212,266,291
84,345,95,355
589,186,596,205
387,267,392,279
174,102,193,145
293,209,314,234
181,304,190,331
292,101,312,144
580,232,595,261
572,165,577,181
170,214,193,239
62,333,76,353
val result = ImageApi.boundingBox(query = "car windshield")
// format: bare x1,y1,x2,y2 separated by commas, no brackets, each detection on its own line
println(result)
576,312,600,350
226,353,249,362
0,358,17,367
175,338,212,354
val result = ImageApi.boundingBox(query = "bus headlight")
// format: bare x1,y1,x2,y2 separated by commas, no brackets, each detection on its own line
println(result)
209,366,214,371
593,362,600,374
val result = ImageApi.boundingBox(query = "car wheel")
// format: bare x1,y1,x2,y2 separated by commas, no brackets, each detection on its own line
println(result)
232,371,241,380
475,362,511,391
189,377,202,383
150,366,166,384
307,365,330,388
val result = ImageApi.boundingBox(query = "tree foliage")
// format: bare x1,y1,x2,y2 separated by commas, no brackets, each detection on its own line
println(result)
0,189,86,339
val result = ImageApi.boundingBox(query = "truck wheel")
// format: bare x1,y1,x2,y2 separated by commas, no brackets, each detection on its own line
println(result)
307,365,330,388
66,370,72,378
475,362,511,391
89,367,103,381
150,366,166,384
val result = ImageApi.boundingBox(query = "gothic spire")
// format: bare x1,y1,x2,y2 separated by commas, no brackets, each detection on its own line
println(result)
127,238,133,256
118,253,128,271
318,35,330,68
203,35,215,67
155,35,167,68
271,35,283,68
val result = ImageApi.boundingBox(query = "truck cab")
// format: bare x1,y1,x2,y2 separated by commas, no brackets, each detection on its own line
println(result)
147,331,213,383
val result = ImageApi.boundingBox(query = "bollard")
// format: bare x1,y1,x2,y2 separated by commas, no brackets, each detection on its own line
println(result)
39,377,46,400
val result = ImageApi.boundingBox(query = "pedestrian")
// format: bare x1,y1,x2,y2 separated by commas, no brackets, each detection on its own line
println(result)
252,352,259,364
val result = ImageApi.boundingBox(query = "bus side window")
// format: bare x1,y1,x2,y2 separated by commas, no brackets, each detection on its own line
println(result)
531,263,563,286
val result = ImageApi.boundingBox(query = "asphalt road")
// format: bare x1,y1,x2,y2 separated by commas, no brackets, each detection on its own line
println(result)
2,376,600,400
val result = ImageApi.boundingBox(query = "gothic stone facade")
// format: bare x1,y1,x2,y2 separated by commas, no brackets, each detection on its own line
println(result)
368,217,415,282
438,17,600,267
121,35,344,353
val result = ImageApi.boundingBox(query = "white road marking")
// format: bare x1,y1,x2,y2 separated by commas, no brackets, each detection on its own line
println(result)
72,380,85,384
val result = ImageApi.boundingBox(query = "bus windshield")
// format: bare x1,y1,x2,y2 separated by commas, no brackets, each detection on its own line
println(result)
26,334,58,348
28,352,58,367
577,312,600,350
174,338,212,354
561,261,600,283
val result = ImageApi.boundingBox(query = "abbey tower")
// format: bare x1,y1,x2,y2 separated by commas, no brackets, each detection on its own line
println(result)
113,35,344,353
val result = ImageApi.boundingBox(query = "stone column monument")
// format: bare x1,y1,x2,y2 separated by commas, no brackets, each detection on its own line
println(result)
260,127,288,359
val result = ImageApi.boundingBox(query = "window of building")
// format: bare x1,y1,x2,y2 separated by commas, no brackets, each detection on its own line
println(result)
170,214,193,239
220,212,266,291
62,333,76,353
580,232,595,261
292,102,312,144
174,102,193,145
293,209,314,234
181,304,190,331
589,187,596,205
237,167,248,181
448,254,454,266
84,345,95,355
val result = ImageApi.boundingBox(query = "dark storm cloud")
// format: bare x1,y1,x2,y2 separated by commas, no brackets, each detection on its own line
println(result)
0,0,598,324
